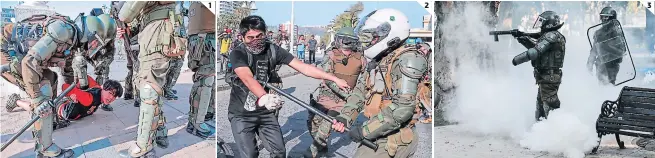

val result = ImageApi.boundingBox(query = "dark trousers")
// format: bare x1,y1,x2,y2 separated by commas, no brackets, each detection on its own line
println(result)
309,50,316,64
229,112,286,158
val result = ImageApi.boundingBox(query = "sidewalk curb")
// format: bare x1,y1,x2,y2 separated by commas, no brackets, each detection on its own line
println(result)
216,71,301,91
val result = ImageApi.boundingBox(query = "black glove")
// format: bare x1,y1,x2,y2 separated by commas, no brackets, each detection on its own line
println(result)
516,36,536,48
334,116,348,126
366,61,379,72
348,125,365,143
327,110,340,117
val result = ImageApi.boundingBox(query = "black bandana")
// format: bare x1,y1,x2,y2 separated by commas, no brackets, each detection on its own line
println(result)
245,39,266,54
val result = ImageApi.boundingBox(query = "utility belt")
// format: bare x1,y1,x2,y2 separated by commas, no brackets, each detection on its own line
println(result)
140,7,174,30
191,33,215,65
533,68,561,74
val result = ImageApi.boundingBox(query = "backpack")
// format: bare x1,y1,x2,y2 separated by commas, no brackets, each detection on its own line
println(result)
225,42,278,87
9,14,70,56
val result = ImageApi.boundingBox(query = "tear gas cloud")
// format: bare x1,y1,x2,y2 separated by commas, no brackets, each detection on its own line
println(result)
439,2,645,158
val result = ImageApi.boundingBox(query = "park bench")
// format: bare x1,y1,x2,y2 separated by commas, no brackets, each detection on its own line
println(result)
593,86,655,153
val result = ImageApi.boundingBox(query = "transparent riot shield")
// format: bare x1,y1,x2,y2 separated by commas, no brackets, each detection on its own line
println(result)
586,19,635,86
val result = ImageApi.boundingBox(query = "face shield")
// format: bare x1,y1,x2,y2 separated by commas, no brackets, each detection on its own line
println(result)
354,11,390,52
335,34,359,51
87,33,111,57
600,15,612,23
531,16,545,31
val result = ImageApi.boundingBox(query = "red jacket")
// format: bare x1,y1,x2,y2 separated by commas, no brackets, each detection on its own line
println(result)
62,75,100,107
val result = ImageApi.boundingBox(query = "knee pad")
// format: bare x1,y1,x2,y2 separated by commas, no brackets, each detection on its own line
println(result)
140,84,160,105
136,84,161,149
192,76,214,124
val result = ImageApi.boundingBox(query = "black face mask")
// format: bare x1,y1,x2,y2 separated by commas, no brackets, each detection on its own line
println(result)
245,39,266,54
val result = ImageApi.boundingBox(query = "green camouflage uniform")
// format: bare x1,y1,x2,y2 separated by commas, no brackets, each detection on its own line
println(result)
185,2,216,139
118,1,187,157
163,57,183,99
336,45,427,158
18,13,116,157
306,27,365,157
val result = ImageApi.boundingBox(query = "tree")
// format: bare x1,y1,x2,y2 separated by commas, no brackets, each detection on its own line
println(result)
320,2,364,48
216,3,252,33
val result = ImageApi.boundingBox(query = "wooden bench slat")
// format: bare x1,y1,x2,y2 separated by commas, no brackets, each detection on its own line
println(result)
596,128,655,138
614,113,655,122
621,107,655,116
597,121,655,132
598,118,655,129
621,97,655,110
621,89,655,98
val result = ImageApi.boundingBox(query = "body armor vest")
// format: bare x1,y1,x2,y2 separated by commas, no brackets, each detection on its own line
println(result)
330,50,363,88
531,31,566,69
362,46,420,123
10,14,71,56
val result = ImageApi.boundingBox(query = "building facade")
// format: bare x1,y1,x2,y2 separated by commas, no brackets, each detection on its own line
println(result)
218,1,243,16
13,1,55,22
1,8,15,23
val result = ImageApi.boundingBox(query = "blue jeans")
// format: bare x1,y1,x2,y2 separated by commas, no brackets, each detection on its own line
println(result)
297,50,305,60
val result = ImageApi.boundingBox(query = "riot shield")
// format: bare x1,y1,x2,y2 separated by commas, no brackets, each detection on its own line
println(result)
586,19,635,86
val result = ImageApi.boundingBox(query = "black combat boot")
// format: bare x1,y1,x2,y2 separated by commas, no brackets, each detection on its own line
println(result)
186,122,215,139
205,112,215,122
164,90,178,100
155,126,168,148
101,104,113,111
123,93,134,100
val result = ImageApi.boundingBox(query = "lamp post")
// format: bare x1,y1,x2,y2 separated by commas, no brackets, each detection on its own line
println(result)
290,1,295,53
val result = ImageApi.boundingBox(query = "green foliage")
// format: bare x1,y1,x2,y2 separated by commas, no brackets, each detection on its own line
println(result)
216,6,252,33
321,2,364,48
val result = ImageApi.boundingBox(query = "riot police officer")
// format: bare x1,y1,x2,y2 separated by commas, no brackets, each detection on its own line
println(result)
305,27,364,157
19,13,116,158
118,1,187,157
512,11,566,120
185,1,216,139
587,6,627,85
331,9,428,157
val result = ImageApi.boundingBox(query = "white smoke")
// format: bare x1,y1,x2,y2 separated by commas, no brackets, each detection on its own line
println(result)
440,2,639,158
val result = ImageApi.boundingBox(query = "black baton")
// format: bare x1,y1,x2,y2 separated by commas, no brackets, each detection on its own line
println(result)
1,80,78,151
261,82,379,151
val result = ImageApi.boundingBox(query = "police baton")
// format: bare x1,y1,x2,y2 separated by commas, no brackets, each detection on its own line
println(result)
260,82,379,151
1,80,78,151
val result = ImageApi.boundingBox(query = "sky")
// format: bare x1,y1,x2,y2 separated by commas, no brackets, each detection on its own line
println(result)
251,1,430,28
1,1,430,28
1,1,112,18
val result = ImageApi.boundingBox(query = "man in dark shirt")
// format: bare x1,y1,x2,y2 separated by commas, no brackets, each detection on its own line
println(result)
308,35,318,64
228,15,350,158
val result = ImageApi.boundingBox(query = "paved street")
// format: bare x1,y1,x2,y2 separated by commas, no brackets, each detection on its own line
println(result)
434,125,655,158
215,73,433,158
0,57,215,158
